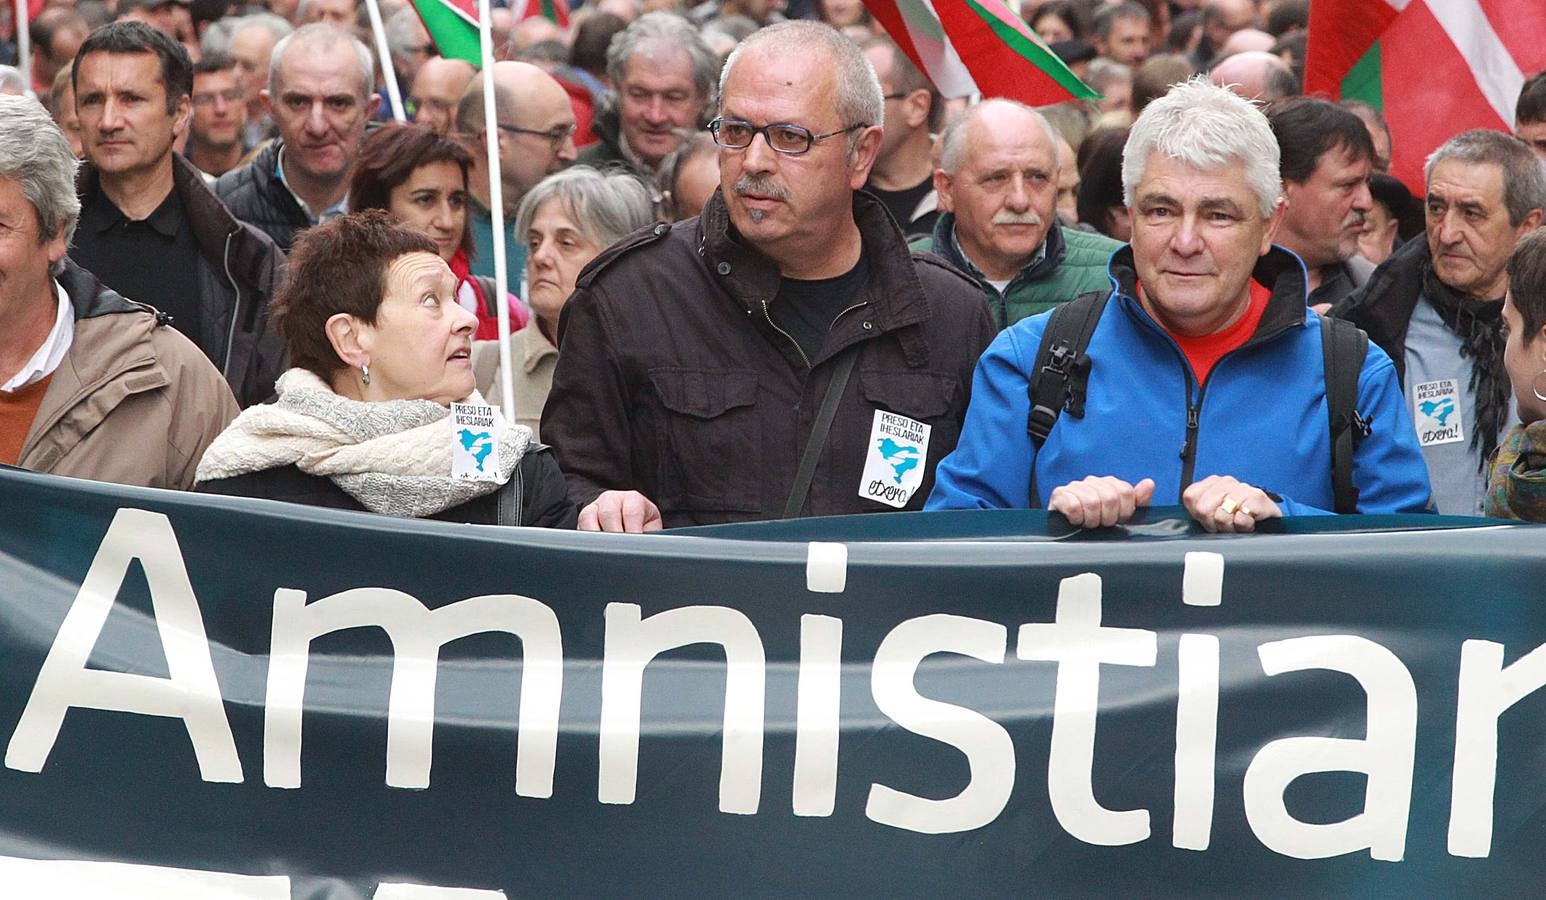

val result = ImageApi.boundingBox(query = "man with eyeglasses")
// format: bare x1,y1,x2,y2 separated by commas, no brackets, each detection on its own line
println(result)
543,21,994,531
187,54,248,178
454,60,578,294
215,24,381,251
409,56,475,136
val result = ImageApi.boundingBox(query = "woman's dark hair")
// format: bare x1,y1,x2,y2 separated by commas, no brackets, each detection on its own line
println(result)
1366,172,1421,242
1508,228,1546,343
272,210,438,379
1028,1,1085,40
1076,127,1129,238
570,13,628,79
349,122,475,257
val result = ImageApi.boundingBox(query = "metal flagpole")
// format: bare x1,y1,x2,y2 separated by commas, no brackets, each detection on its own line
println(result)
14,0,30,100
362,0,407,121
478,0,518,424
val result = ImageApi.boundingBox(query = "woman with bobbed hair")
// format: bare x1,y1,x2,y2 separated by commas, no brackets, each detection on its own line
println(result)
473,166,654,441
1025,0,1084,44
349,121,529,341
195,211,576,528
1487,229,1546,520
1076,126,1131,242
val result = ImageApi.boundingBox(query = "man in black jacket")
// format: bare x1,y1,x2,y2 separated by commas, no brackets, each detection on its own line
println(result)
70,21,285,407
214,23,378,250
542,21,995,531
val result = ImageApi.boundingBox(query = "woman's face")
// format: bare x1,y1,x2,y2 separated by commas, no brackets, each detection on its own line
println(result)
526,198,603,332
1503,290,1546,424
1034,12,1074,45
387,160,468,262
361,252,478,405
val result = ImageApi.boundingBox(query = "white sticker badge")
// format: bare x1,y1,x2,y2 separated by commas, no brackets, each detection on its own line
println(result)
858,409,931,509
1412,379,1464,447
451,402,502,482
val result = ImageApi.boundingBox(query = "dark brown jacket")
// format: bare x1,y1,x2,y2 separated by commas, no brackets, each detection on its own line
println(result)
541,189,996,527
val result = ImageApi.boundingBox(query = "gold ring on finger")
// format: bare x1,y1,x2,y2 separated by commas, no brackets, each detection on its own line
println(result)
1219,496,1239,515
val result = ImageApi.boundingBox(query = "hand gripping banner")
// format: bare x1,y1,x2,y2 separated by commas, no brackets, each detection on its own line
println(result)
0,466,1543,897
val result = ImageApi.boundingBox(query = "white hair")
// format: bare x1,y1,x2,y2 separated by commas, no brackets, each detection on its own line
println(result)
718,20,883,156
1122,75,1280,217
0,94,81,274
515,166,656,251
386,6,426,60
937,99,1060,176
269,23,375,99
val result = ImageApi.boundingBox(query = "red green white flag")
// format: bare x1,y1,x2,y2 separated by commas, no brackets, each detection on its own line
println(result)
412,0,569,67
862,0,1099,106
1306,0,1546,193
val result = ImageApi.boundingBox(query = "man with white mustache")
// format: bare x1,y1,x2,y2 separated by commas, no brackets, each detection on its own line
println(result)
912,99,1119,328
1267,98,1377,313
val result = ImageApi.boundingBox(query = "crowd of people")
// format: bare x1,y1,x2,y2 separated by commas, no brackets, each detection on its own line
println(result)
3,0,1546,534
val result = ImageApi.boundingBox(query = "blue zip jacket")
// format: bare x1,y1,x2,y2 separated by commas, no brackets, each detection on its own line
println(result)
926,245,1434,516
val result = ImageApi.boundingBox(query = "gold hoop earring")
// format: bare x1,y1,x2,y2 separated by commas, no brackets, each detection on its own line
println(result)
361,363,371,386
1532,369,1546,404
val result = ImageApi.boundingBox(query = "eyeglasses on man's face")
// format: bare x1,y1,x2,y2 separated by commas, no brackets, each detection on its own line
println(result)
708,117,866,155
497,121,577,152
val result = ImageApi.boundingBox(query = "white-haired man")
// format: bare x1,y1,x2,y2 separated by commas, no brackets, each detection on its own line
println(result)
928,77,1431,529
0,95,237,488
543,20,995,531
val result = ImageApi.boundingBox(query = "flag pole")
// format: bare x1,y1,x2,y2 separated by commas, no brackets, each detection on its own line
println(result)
478,0,517,423
363,0,407,121
14,0,31,99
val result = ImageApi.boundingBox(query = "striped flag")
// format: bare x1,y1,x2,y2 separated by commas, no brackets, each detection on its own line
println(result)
862,0,1099,106
412,0,569,66
1306,0,1546,193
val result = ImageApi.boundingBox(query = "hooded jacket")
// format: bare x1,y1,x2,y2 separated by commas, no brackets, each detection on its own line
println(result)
927,245,1434,515
79,153,287,407
17,260,240,489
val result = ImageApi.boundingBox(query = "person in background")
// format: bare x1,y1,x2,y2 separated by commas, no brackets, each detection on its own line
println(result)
1027,1,1085,44
410,56,476,136
1488,229,1546,519
187,53,248,178
195,211,576,528
295,0,356,29
0,95,237,489
1091,2,1151,67
1075,127,1131,241
1341,99,1392,174
473,166,653,440
216,24,378,250
861,36,943,239
27,7,88,97
1207,49,1297,104
385,6,433,96
1358,172,1413,267
655,130,718,221
1130,53,1194,116
71,21,286,407
47,66,84,158
225,13,291,149
1515,71,1546,163
349,122,530,343
912,99,1120,328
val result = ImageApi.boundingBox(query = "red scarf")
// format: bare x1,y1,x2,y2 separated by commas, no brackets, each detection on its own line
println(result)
450,248,529,341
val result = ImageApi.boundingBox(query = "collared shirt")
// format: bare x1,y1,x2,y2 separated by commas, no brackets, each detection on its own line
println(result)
949,223,1046,292
275,148,348,225
70,186,205,343
2,281,74,393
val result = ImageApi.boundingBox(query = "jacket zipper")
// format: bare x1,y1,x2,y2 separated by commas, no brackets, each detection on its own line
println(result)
760,299,811,369
220,230,240,378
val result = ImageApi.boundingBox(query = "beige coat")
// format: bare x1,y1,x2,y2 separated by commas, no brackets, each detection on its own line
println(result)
18,261,240,490
471,323,558,442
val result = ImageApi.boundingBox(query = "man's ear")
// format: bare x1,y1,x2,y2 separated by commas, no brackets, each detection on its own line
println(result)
1516,208,1544,240
171,93,192,140
846,124,885,190
933,168,954,212
1260,195,1288,255
366,92,382,120
903,89,931,131
260,88,274,118
324,312,371,369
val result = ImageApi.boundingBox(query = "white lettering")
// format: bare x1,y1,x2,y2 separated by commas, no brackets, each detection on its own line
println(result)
793,614,843,817
1448,639,1546,857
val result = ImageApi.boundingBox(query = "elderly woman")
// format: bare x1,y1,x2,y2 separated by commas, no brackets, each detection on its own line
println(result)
195,211,575,527
1487,229,1546,520
472,166,654,441
349,121,529,341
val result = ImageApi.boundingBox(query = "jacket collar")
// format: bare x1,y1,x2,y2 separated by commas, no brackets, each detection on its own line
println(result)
57,258,145,321
78,154,250,266
1107,242,1311,341
928,210,1066,290
694,188,933,367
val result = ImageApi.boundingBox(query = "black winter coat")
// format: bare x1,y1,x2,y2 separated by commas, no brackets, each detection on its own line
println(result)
213,140,311,252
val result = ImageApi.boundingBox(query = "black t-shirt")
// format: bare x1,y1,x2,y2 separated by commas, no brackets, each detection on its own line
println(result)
72,186,206,350
769,252,870,363
864,176,934,232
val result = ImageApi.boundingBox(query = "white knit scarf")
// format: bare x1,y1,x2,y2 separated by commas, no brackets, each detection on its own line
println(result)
195,368,531,517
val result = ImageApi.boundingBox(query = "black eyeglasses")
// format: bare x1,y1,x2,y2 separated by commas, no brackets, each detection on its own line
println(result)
708,118,867,155
496,121,577,151
882,92,908,101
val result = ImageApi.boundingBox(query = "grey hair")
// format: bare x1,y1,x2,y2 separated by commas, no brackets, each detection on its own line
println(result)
1122,75,1281,217
235,12,294,44
1085,58,1131,94
937,99,1060,176
386,6,426,60
0,65,25,94
269,23,375,99
514,165,656,251
1425,129,1546,228
200,16,235,58
606,12,719,121
0,94,82,274
718,20,883,156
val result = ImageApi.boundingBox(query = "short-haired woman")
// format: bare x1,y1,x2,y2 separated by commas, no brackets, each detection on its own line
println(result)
349,121,530,341
473,166,654,441
195,211,575,527
1488,228,1546,521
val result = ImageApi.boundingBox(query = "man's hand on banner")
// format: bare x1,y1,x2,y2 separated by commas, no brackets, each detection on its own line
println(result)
579,490,664,533
1182,475,1282,534
1047,475,1156,528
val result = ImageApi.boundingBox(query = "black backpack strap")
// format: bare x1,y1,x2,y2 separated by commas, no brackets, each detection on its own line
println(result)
1025,290,1110,506
1322,315,1372,514
784,345,861,519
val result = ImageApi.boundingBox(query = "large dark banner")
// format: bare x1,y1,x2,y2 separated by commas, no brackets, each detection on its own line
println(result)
2,465,1545,897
